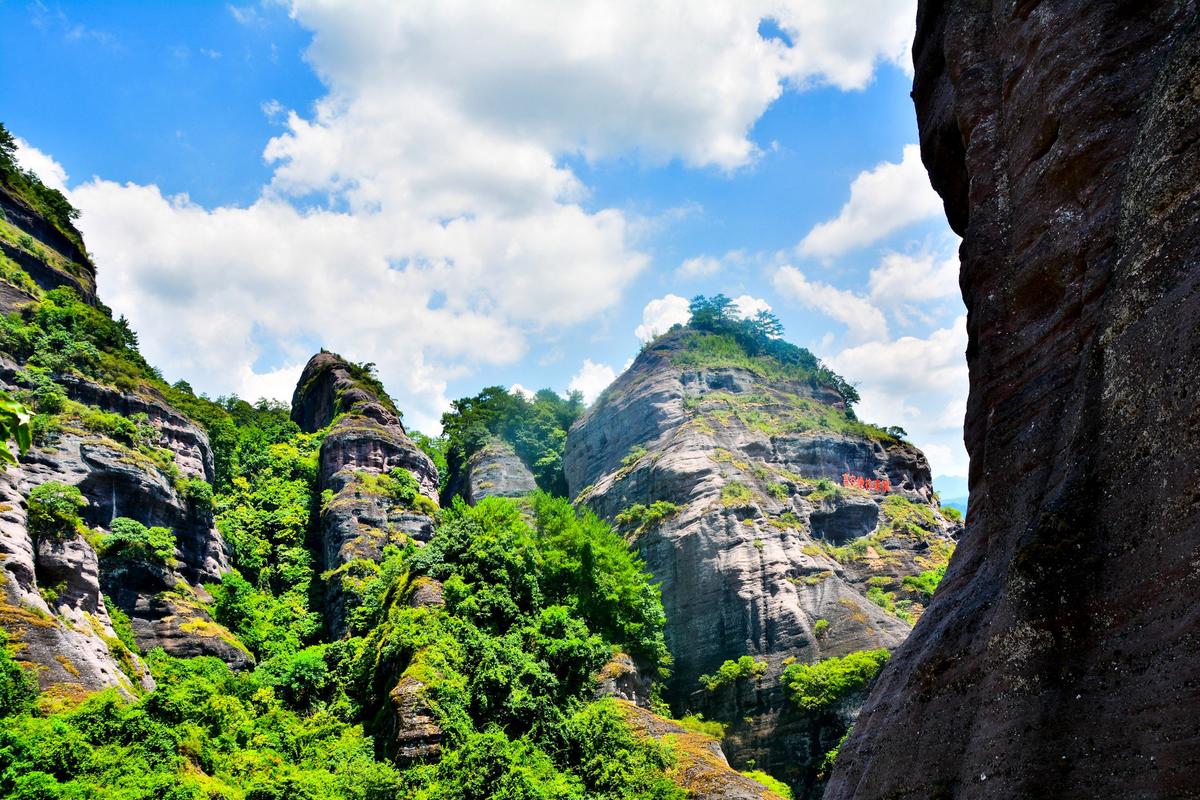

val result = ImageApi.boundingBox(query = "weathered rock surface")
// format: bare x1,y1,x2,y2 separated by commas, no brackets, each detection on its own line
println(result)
827,5,1200,799
0,465,154,698
292,352,439,637
0,187,244,696
378,577,445,764
0,183,96,310
565,328,960,794
0,364,248,694
593,651,654,708
617,701,788,799
447,436,537,504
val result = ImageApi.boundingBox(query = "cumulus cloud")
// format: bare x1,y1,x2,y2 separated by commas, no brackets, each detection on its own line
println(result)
568,359,616,403
51,1,917,430
730,294,772,319
868,244,960,306
772,266,888,342
635,294,691,342
288,0,917,172
798,144,943,257
13,139,69,192
827,316,968,476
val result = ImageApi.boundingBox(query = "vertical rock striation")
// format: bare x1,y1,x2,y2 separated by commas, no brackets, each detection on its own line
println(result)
565,328,960,794
445,436,537,504
291,352,439,637
827,4,1200,798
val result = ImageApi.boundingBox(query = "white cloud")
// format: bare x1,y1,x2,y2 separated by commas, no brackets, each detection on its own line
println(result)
677,255,723,278
509,383,535,401
827,316,968,476
568,359,616,403
798,144,943,257
45,1,916,431
731,294,771,319
772,266,888,343
236,361,304,404
13,139,69,192
635,294,691,342
868,244,960,306
675,248,748,279
287,0,916,172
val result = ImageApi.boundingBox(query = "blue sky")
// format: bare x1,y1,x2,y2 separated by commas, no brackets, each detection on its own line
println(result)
0,1,968,481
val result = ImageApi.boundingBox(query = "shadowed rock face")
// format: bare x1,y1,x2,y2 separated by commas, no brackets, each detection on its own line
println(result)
291,352,439,637
0,184,96,311
826,5,1200,799
565,328,959,794
447,436,537,504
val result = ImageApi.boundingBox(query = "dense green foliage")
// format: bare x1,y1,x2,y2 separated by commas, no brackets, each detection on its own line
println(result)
0,631,38,719
0,287,156,392
209,410,324,663
698,655,767,692
781,649,890,712
439,386,584,498
902,565,947,600
25,481,85,542
677,295,860,407
0,494,684,799
0,652,403,800
100,518,177,566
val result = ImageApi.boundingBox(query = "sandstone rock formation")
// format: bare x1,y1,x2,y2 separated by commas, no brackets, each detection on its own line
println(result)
0,182,96,311
291,351,439,636
617,701,788,800
0,185,247,697
0,362,249,694
565,328,960,793
446,436,537,504
826,5,1200,799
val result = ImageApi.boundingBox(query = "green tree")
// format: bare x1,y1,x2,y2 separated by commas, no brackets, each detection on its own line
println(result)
26,481,85,541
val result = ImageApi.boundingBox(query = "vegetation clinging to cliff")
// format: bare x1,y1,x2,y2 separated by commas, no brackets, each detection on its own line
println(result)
781,648,890,712
673,295,860,407
439,385,584,498
0,122,85,252
0,494,683,799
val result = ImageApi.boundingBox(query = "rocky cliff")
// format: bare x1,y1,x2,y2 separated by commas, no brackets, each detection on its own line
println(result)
445,436,537,504
291,351,439,636
565,327,960,794
0,181,96,311
0,174,247,702
826,4,1200,799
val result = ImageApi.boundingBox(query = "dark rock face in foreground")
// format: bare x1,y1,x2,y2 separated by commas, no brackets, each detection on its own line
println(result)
827,4,1200,799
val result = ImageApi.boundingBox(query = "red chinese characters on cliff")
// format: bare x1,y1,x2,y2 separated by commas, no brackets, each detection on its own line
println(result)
842,473,891,493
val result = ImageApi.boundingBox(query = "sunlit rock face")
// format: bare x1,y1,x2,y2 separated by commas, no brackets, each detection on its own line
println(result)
0,184,245,696
566,327,959,795
827,4,1200,799
291,351,439,637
